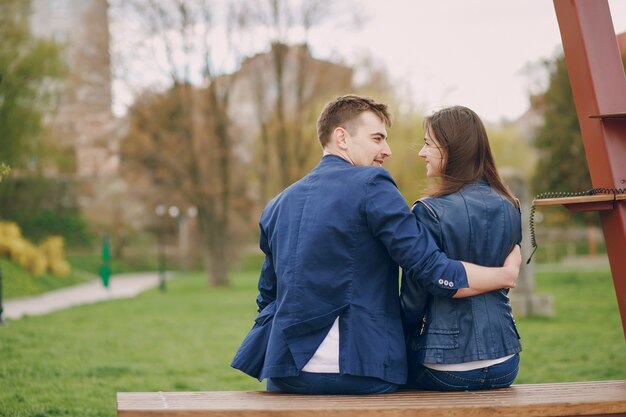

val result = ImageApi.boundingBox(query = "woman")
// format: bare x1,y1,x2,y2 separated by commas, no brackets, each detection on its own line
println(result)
400,105,522,391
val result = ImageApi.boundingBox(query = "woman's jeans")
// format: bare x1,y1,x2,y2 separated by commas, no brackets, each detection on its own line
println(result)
406,354,520,391
267,372,398,394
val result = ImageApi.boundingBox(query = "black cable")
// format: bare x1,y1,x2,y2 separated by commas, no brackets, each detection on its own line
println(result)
527,187,626,264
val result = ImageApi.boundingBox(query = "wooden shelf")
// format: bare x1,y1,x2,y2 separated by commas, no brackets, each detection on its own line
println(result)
533,194,626,212
589,112,626,119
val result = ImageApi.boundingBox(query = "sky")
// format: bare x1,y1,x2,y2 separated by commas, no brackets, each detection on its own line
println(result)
304,0,626,123
112,0,626,124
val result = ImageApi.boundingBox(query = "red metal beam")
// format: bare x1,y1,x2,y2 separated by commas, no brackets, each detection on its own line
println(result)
553,0,626,337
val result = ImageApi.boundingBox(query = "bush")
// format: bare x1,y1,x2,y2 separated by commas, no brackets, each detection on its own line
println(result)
14,210,95,248
40,236,71,276
0,221,71,277
0,176,95,248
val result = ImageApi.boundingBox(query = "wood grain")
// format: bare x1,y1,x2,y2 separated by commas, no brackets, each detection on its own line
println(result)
117,380,626,417
533,194,626,206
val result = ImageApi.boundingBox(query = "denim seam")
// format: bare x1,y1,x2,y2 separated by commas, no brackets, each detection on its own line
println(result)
490,365,519,382
424,364,519,387
421,368,470,390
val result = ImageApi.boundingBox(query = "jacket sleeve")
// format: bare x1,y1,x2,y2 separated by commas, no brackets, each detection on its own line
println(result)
413,199,444,250
400,270,429,335
256,223,277,313
400,199,441,334
365,170,468,297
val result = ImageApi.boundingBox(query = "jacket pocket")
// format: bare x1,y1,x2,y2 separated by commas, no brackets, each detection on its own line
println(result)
255,302,276,325
231,302,276,380
422,328,459,350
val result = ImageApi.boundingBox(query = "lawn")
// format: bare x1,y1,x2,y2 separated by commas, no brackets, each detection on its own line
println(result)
515,266,626,383
1,250,161,300
1,258,94,300
0,264,624,417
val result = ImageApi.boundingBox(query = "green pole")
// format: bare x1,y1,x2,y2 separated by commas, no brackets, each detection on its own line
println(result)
100,233,111,288
0,266,4,324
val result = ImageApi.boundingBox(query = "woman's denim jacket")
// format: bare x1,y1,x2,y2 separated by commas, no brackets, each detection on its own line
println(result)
400,180,522,364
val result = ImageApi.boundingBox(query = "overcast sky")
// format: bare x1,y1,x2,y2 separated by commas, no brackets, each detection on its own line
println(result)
112,0,626,124
305,0,626,123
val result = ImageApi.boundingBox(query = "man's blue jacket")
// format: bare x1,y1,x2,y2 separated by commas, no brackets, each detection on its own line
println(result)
231,155,468,385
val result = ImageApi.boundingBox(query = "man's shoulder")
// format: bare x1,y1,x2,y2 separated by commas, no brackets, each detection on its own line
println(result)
352,166,396,185
311,160,396,188
263,165,396,211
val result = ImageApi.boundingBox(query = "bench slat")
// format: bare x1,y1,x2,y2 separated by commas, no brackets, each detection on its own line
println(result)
117,380,626,417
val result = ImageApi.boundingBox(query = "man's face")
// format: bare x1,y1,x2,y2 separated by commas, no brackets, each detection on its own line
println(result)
344,111,391,167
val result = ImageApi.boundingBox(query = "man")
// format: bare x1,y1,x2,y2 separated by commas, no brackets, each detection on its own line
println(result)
231,94,521,394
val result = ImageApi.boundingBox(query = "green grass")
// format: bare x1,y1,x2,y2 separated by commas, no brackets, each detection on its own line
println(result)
0,265,624,416
66,251,159,276
515,268,626,383
1,258,94,299
530,240,607,263
0,271,264,417
1,246,163,300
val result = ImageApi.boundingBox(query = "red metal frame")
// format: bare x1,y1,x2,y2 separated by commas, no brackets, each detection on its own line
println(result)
553,0,626,337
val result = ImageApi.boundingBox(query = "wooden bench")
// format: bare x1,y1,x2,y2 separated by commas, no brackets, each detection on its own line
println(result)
117,380,626,417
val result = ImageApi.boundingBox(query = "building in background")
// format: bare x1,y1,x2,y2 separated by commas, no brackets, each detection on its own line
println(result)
28,0,141,243
30,0,121,179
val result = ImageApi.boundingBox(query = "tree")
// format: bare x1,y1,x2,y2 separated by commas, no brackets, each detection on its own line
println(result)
234,43,354,203
232,0,361,195
114,0,247,286
0,0,92,248
113,0,388,285
0,0,66,171
530,51,626,232
487,122,536,179
532,55,592,199
0,164,9,182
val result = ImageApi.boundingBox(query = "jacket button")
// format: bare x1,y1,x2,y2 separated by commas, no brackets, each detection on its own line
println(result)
449,282,454,287
443,280,449,286
438,279,444,285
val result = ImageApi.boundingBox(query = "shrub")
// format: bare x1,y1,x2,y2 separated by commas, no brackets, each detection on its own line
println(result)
40,236,71,276
0,221,71,277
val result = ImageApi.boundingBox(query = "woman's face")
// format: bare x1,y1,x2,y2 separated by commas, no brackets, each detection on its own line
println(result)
418,127,445,177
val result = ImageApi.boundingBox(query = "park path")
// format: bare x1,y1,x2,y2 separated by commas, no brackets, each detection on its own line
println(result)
2,272,165,321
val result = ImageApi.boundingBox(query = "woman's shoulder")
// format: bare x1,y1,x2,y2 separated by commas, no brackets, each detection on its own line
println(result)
412,194,461,221
414,191,464,211
414,182,514,219
460,181,518,206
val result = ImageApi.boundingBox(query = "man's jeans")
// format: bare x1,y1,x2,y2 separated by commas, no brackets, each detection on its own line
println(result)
408,353,520,391
267,372,398,394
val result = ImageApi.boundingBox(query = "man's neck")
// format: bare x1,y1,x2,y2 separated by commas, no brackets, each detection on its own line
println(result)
323,149,351,164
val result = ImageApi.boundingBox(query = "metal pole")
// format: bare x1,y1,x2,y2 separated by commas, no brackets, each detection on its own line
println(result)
179,215,188,272
554,0,626,337
0,266,4,325
155,205,167,292
158,224,166,292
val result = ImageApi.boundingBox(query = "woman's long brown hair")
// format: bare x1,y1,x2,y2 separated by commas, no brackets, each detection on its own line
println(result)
424,106,519,207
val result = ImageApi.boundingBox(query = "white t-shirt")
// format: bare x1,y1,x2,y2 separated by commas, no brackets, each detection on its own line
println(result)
424,354,515,371
302,317,340,373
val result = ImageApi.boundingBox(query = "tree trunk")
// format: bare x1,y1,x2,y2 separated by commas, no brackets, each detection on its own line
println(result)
272,43,291,188
586,223,598,256
199,209,230,287
205,234,229,287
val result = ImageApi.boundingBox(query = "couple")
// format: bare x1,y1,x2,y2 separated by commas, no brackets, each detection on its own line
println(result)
232,94,522,394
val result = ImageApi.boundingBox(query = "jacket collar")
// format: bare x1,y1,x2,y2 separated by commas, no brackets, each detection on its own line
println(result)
319,154,352,166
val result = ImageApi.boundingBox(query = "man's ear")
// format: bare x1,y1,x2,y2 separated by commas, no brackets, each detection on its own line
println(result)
334,127,349,150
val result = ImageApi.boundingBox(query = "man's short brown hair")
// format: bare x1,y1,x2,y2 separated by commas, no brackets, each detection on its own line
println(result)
316,94,392,147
